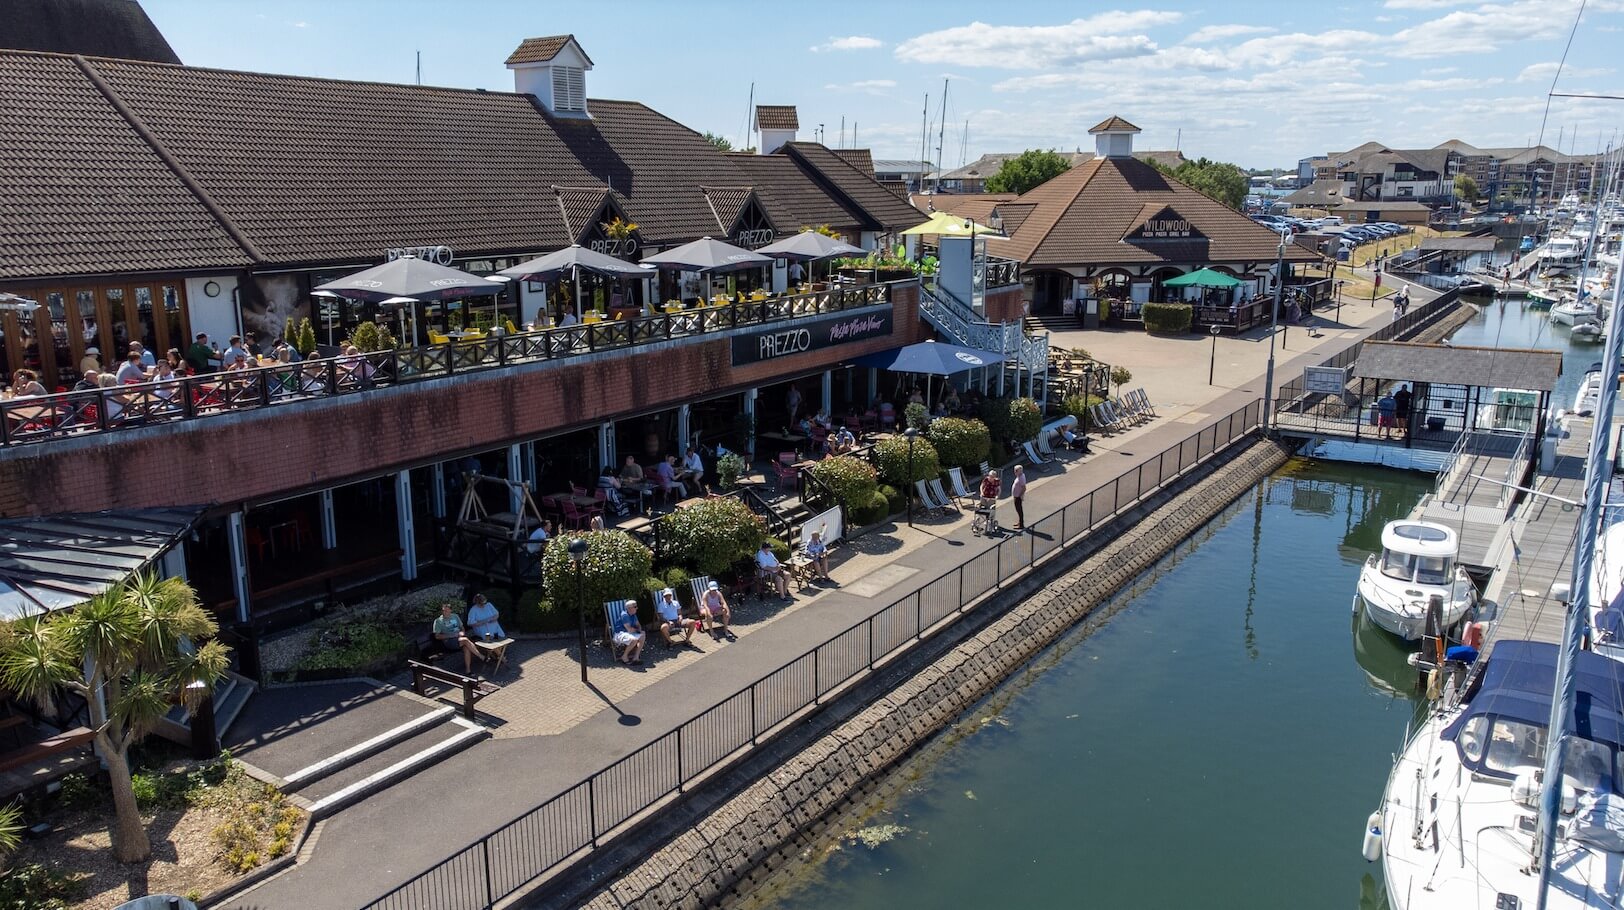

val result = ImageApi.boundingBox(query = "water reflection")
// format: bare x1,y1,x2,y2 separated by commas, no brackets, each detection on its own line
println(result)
1351,611,1420,698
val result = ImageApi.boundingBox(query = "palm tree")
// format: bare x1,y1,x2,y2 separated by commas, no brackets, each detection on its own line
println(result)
0,574,228,862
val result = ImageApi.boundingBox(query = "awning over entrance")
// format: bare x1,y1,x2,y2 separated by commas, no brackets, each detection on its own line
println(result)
1352,341,1563,391
854,340,1006,376
0,507,202,620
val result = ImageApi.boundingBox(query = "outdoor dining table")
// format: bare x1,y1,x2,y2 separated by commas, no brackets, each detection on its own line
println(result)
473,636,514,672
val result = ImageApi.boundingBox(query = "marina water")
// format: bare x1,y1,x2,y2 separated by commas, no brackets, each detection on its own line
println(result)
753,296,1582,909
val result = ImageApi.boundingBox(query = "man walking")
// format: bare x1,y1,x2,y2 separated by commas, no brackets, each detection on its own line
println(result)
1394,384,1413,436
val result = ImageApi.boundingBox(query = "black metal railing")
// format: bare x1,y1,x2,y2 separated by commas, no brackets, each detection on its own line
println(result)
358,397,1267,910
0,283,898,448
986,256,1021,289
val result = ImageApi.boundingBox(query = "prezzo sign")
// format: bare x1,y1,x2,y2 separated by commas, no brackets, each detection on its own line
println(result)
731,306,892,366
588,237,639,257
386,245,455,265
732,228,776,249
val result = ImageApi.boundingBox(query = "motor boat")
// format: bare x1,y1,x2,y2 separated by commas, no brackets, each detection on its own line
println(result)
1355,521,1477,641
1380,641,1624,909
1574,363,1605,416
1573,321,1607,343
1528,285,1567,309
1476,388,1540,432
1543,235,1584,263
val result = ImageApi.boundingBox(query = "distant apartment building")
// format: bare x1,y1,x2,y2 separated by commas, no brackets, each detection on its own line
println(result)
936,149,1186,194
1296,140,1599,207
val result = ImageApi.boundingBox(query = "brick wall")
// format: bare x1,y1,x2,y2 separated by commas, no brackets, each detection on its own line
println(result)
0,287,922,516
983,287,1027,323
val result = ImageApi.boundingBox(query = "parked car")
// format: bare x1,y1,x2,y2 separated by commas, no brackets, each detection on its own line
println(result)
1321,215,1344,226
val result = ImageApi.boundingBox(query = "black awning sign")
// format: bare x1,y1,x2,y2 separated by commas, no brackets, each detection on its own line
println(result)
731,306,893,366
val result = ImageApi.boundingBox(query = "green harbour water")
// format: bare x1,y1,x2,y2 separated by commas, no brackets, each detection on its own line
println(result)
757,461,1434,910
751,294,1575,910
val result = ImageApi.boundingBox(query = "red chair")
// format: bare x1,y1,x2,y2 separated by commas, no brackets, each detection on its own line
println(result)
561,500,595,530
809,425,829,454
771,452,799,491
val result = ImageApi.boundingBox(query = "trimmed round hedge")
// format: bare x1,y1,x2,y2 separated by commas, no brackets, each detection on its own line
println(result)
927,417,991,469
540,530,654,619
657,497,766,577
875,435,942,487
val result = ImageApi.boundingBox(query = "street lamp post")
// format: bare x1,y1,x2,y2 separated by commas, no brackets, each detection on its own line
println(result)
904,427,918,527
1261,230,1286,431
1208,324,1221,385
569,537,589,684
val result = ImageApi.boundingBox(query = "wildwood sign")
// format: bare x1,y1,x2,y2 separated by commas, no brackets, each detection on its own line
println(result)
731,306,892,366
1124,206,1206,242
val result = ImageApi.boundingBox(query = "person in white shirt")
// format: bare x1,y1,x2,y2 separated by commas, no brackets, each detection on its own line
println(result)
466,594,505,640
804,530,830,581
755,541,789,598
654,589,694,646
526,519,553,554
682,446,704,483
559,310,579,327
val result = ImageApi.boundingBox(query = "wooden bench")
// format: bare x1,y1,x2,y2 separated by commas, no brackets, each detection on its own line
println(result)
0,726,95,773
407,660,499,720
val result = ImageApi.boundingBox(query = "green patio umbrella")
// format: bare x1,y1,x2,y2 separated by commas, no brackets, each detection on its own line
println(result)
1162,268,1242,288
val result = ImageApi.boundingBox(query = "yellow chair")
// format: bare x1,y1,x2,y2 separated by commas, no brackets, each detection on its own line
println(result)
429,330,451,345
505,319,520,334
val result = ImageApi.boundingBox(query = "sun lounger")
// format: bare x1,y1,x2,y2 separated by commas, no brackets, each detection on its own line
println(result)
1022,440,1052,466
1131,388,1157,418
949,466,977,501
929,477,961,510
602,599,636,661
914,480,947,513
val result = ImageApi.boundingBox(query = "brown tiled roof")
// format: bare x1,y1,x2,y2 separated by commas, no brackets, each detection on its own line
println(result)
505,35,591,66
781,142,925,232
553,186,611,238
923,194,1014,222
755,105,798,131
987,155,1317,268
2,0,180,64
0,52,250,280
700,186,754,234
1334,200,1432,212
87,57,590,265
832,148,874,176
727,154,865,231
995,202,1037,235
1088,115,1140,134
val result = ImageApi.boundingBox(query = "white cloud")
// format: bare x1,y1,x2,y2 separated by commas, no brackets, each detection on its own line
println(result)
1182,24,1275,44
811,35,883,53
825,79,897,95
1516,61,1614,82
1421,65,1457,74
290,20,309,28
1389,0,1585,58
1383,0,1474,8
894,12,1182,68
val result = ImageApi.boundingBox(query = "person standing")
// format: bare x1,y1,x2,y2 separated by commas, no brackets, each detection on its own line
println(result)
788,260,805,285
1011,464,1028,531
786,385,802,426
186,333,215,373
1377,392,1397,440
1394,384,1413,436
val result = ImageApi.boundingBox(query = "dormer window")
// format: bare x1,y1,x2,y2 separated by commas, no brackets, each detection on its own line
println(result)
552,65,585,113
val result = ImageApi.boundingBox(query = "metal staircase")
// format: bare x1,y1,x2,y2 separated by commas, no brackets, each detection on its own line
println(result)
917,281,1049,386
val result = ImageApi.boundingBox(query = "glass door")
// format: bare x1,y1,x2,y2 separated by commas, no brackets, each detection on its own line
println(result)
66,288,97,378
132,286,160,357
44,292,70,388
103,287,130,361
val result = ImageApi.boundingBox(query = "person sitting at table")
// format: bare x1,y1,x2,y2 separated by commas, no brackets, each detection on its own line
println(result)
526,519,553,554
756,541,790,599
466,594,505,641
73,369,100,393
165,348,188,375
151,361,181,410
338,345,374,386
682,446,704,485
654,588,695,646
222,334,250,367
834,425,857,451
613,602,645,665
9,370,45,397
433,604,483,675
185,333,215,373
619,455,645,486
115,351,149,385
597,468,631,517
699,580,732,636
908,387,925,406
930,400,948,418
97,373,128,422
589,514,606,531
813,409,833,430
656,454,688,500
943,387,961,413
559,309,579,327
805,529,831,581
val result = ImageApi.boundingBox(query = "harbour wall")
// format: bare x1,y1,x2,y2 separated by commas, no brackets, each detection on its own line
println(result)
554,435,1293,909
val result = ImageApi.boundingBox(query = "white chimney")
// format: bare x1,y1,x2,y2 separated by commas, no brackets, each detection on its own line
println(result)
506,35,593,118
755,105,799,154
1088,115,1141,158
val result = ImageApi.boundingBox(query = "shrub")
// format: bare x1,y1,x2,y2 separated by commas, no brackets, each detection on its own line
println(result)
874,435,942,487
295,619,409,673
976,396,1014,443
375,323,399,351
659,497,766,576
1062,393,1106,430
809,455,879,513
661,566,692,603
283,319,298,347
1006,398,1043,444
515,591,575,633
0,862,82,910
1141,302,1192,335
296,318,317,356
904,402,929,431
541,530,653,618
927,417,991,469
1110,366,1133,388
878,484,905,515
717,452,746,490
765,537,791,562
348,321,382,353
851,491,891,526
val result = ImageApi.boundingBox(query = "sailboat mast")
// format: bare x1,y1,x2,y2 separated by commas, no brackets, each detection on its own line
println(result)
919,93,929,196
935,79,949,194
1535,226,1624,908
1575,146,1609,302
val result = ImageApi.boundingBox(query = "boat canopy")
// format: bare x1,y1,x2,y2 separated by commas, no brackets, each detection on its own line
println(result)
1444,641,1624,776
1380,522,1458,559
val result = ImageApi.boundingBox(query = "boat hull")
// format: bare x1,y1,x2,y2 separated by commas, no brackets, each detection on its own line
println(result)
1356,571,1473,641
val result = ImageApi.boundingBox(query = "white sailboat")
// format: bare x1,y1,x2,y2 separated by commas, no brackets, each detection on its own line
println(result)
1354,521,1477,640
1554,298,1601,325
1376,255,1624,910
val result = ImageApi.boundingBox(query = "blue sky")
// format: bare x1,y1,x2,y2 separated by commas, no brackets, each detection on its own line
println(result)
144,0,1624,168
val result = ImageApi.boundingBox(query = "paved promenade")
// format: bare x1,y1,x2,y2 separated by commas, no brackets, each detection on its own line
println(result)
227,284,1428,910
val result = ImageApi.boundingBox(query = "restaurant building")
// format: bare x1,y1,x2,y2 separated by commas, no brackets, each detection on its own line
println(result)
0,34,956,652
980,116,1319,324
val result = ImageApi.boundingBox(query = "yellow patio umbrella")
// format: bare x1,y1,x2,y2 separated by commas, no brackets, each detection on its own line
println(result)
900,211,1008,239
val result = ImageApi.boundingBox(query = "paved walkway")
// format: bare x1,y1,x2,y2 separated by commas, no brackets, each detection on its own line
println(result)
227,283,1430,910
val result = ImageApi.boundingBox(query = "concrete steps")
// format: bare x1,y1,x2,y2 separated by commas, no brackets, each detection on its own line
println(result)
280,706,486,818
155,670,257,747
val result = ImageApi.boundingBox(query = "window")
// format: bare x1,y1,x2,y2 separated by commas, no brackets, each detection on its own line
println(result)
551,65,585,113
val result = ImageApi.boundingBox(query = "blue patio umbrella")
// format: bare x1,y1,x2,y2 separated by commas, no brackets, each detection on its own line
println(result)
854,340,1005,375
